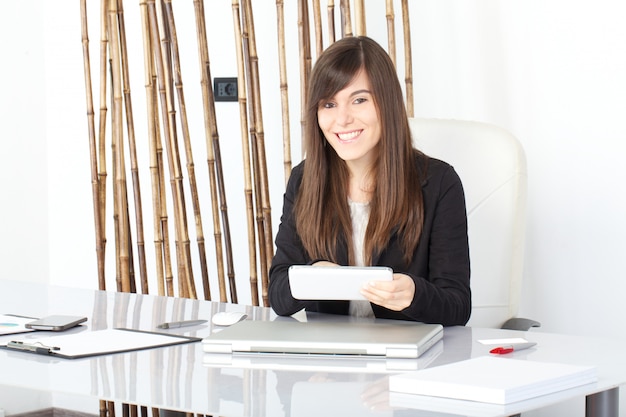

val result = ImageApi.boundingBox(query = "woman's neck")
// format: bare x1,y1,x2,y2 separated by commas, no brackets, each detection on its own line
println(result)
348,166,374,203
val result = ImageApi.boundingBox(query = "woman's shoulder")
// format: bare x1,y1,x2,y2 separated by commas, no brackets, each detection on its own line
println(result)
414,149,454,178
412,150,456,182
289,160,306,181
284,160,306,192
291,160,306,175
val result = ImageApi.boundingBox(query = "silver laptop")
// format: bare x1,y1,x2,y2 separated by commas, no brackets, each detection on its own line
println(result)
202,319,443,359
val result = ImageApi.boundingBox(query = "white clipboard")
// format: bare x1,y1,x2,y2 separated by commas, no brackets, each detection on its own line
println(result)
3,328,200,359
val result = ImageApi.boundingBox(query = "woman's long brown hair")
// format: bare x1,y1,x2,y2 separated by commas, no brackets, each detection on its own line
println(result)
294,36,424,266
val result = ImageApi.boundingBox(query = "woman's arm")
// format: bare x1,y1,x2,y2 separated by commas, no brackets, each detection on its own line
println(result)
268,164,315,315
403,162,471,325
365,160,471,326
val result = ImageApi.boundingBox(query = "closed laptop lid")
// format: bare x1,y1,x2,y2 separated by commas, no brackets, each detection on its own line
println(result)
202,319,443,359
203,339,443,373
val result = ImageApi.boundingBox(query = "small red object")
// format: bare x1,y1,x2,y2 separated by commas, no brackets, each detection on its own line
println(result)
490,347,514,354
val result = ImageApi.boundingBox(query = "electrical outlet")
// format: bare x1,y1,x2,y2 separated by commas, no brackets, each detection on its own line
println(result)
214,77,238,102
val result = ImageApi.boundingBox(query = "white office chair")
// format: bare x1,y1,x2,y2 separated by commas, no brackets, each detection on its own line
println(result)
409,118,539,330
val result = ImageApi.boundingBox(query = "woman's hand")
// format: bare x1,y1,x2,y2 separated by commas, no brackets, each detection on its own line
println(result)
360,273,415,311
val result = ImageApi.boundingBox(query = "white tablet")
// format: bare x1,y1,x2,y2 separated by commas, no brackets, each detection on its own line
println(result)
288,265,393,300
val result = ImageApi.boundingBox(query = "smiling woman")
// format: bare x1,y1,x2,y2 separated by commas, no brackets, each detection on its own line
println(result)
268,36,472,327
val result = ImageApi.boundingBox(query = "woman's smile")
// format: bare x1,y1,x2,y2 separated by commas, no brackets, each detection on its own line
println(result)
336,129,363,143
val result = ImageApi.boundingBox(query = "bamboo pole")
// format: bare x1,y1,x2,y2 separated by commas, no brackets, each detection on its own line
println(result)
241,0,266,307
166,0,199,299
242,0,274,306
161,0,209,298
98,0,110,291
156,1,186,299
212,129,238,303
275,0,292,186
159,0,199,300
297,0,311,157
326,0,336,44
116,0,149,294
140,0,166,296
354,0,366,36
186,0,213,300
109,66,122,293
339,0,352,38
311,0,323,57
108,0,132,293
386,0,396,67
401,0,414,117
192,0,233,303
80,0,106,291
232,0,260,306
147,0,195,298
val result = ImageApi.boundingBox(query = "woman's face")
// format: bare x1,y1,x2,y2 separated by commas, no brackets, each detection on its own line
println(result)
317,70,381,172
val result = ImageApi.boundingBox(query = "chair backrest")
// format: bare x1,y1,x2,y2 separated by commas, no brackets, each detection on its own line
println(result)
408,118,528,328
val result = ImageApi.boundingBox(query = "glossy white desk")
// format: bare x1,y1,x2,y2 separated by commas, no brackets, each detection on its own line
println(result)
1,279,624,416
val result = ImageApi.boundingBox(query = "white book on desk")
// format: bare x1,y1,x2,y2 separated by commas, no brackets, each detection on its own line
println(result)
389,356,597,405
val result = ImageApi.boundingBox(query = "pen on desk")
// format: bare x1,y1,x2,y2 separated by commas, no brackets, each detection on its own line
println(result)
489,342,537,354
7,340,60,354
157,319,207,329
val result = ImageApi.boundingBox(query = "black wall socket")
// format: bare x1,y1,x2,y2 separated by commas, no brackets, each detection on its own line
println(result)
214,77,238,102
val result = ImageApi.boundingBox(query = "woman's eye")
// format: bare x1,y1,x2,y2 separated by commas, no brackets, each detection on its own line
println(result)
322,101,336,109
354,97,367,104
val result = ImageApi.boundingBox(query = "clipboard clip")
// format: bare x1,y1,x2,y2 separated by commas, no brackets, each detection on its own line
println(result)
7,340,60,355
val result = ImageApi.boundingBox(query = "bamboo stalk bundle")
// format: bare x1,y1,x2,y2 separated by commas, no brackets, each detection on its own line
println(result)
401,0,414,117
164,0,218,302
116,0,150,294
192,0,235,303
139,0,172,297
160,0,208,298
385,0,396,67
311,0,323,57
297,0,311,158
339,0,353,38
354,0,366,36
239,1,264,304
327,0,336,44
158,2,197,301
80,0,106,291
81,0,426,314
232,0,260,306
163,0,200,299
275,0,292,187
156,1,187,299
147,0,196,298
241,2,265,305
242,0,274,306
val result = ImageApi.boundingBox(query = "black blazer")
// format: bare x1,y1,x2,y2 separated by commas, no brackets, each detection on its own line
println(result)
268,153,471,326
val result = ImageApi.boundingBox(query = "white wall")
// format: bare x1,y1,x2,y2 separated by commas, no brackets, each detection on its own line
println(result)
0,0,48,286
2,0,625,353
2,1,626,415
